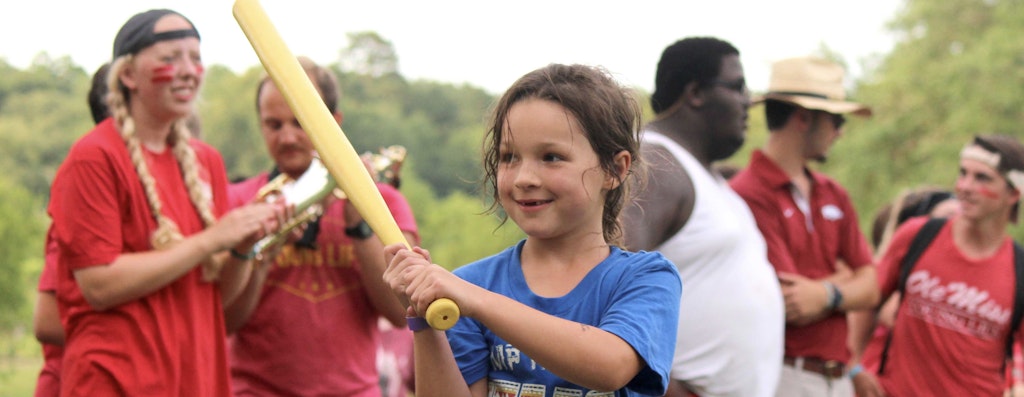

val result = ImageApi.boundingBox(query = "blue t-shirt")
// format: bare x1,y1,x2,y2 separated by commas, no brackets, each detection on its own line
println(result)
448,240,682,397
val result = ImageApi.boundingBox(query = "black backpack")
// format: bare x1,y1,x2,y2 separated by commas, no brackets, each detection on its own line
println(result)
877,217,1024,374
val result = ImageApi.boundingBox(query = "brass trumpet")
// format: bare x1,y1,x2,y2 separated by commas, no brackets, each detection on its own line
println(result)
250,145,407,258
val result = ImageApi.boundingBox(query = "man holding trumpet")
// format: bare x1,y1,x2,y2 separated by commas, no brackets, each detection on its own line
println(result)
224,56,419,397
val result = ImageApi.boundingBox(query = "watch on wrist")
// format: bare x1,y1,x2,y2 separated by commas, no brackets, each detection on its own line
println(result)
824,281,843,311
344,220,374,240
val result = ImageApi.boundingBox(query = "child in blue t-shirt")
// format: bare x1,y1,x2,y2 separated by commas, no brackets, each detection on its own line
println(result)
384,64,682,397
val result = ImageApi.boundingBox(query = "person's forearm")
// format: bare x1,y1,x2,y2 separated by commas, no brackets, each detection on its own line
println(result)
847,309,877,364
33,292,65,346
74,231,220,310
224,263,269,333
412,329,474,397
217,251,252,306
837,266,880,311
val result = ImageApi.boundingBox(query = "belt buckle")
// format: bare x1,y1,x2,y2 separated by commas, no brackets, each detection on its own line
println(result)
823,360,842,378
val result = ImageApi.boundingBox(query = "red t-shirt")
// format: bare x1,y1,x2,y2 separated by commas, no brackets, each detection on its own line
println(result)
874,216,1019,396
227,173,419,397
730,150,874,362
50,119,232,396
34,226,62,397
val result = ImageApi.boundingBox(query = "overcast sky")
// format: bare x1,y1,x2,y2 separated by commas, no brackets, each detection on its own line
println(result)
0,0,904,94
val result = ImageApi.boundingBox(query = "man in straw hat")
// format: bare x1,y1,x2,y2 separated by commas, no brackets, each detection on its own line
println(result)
729,56,880,396
851,134,1024,396
623,36,784,397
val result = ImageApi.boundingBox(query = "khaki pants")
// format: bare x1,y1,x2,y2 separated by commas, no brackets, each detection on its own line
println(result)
775,358,852,397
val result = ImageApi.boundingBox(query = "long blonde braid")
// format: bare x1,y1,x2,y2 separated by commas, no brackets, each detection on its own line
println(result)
107,55,221,281
170,118,222,280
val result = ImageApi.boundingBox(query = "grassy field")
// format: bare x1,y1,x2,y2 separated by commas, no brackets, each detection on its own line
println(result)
0,356,41,397
0,329,43,397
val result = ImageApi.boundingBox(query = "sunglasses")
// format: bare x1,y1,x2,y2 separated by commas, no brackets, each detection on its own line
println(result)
831,113,846,129
819,111,846,129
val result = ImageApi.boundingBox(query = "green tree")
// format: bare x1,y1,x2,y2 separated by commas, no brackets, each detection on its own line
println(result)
0,175,44,331
338,31,400,78
0,56,91,199
827,0,1024,239
199,65,268,180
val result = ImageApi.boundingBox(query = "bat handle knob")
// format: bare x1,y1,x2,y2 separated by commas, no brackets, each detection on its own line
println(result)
425,298,460,330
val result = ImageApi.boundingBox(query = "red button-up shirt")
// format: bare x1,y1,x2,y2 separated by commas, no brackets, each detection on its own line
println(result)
730,149,873,362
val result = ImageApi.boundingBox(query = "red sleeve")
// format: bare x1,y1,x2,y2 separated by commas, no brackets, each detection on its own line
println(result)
39,225,60,292
56,151,125,270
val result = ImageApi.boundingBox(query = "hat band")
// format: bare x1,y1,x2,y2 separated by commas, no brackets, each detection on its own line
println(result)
767,91,829,100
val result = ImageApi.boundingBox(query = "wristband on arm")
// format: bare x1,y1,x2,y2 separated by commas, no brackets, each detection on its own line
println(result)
229,247,256,261
407,316,430,332
848,364,864,379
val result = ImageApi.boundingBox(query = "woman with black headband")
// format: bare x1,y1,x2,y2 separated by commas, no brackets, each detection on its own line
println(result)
48,9,288,395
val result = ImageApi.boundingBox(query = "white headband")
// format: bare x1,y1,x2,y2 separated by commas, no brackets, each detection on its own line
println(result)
961,144,1024,191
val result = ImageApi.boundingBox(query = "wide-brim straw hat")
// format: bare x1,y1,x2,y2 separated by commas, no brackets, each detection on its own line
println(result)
758,56,872,117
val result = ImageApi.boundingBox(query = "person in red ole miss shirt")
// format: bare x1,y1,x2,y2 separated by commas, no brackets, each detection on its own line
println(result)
852,135,1024,397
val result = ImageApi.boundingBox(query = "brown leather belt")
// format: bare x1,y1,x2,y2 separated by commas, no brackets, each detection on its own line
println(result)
783,356,845,379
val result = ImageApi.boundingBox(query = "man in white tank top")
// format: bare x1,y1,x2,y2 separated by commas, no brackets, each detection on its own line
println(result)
622,37,784,397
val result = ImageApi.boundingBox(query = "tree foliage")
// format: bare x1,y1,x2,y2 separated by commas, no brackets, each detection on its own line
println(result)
0,175,44,331
825,0,1024,241
339,31,400,78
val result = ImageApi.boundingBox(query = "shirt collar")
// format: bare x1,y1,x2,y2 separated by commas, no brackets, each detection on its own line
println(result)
749,149,831,190
749,150,794,189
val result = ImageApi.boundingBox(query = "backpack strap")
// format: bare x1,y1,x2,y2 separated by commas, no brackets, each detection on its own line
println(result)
877,217,947,375
896,218,947,296
1006,243,1024,360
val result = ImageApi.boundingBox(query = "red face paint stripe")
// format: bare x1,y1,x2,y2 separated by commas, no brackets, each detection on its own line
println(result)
151,65,174,83
978,186,1000,199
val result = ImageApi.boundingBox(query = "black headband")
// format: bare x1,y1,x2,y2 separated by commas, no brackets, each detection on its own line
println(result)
113,9,200,58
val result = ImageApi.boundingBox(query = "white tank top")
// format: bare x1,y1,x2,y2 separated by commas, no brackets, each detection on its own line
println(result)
644,131,784,397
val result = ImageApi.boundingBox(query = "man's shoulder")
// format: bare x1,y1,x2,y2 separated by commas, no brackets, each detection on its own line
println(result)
376,182,406,199
636,141,692,200
227,173,270,207
231,173,269,188
728,167,763,196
